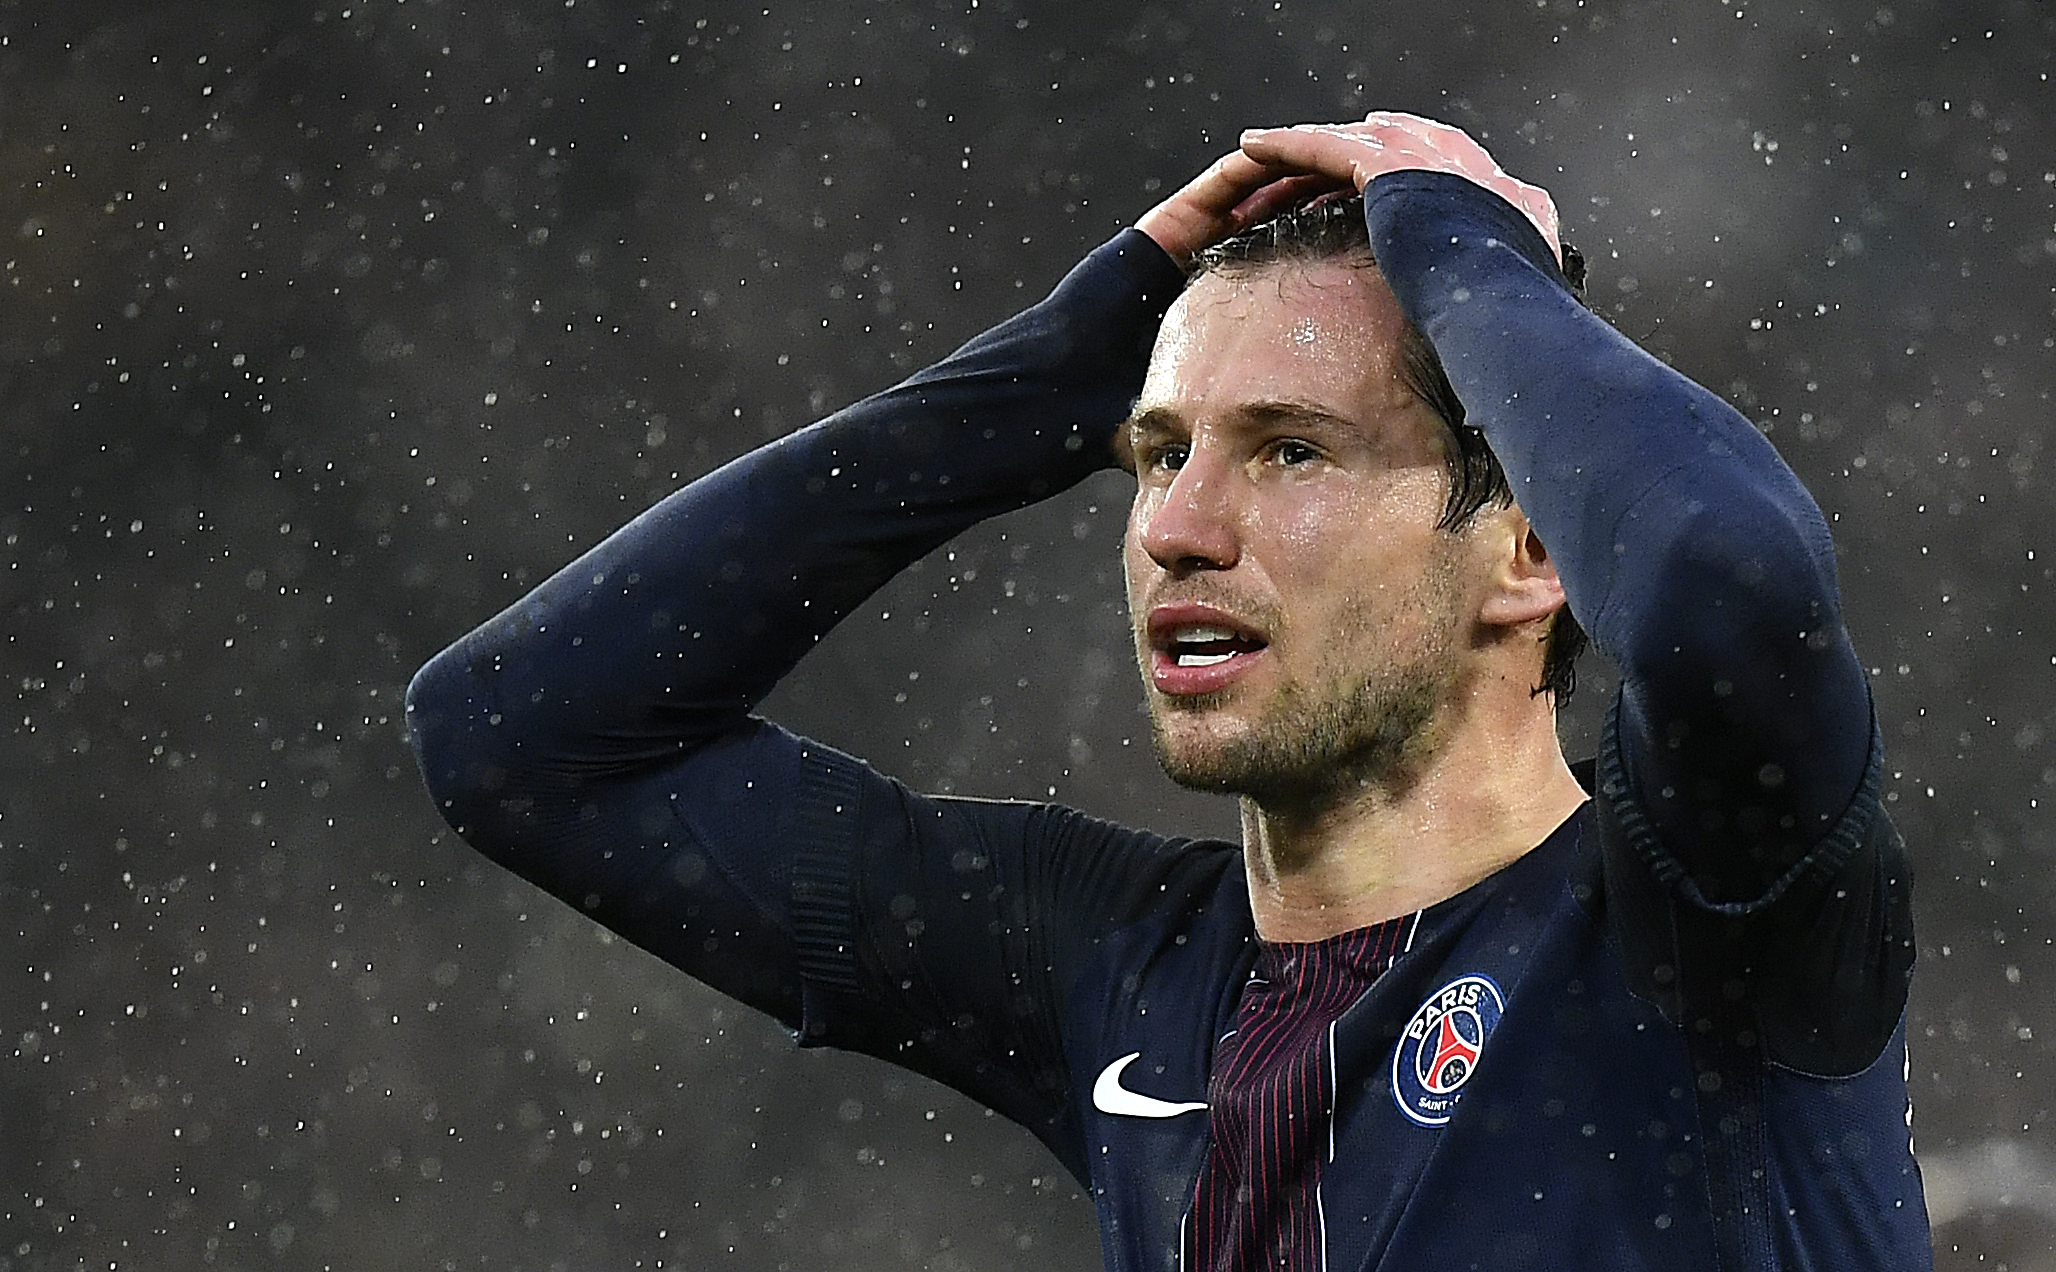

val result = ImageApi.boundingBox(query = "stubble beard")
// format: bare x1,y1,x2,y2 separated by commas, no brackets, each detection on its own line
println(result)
1150,644,1459,808
1143,558,1468,809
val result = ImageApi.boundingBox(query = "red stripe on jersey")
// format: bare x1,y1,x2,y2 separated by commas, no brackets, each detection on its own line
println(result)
1191,915,1413,1272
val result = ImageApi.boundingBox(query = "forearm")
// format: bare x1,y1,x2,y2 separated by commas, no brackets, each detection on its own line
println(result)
1364,172,1871,894
406,231,1183,854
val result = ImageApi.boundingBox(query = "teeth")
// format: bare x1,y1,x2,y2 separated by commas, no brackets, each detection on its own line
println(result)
1175,652,1235,668
1176,625,1239,643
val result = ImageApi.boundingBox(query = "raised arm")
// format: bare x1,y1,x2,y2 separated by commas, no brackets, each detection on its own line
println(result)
408,149,1306,835
410,228,1177,784
405,227,1184,983
404,156,1311,1149
1241,115,1874,905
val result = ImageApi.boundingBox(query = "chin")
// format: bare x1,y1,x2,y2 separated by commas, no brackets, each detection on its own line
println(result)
1147,711,1269,795
1147,675,1447,805
1156,752,1245,795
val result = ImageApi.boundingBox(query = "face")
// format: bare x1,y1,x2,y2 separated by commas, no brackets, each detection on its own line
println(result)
1123,261,1489,804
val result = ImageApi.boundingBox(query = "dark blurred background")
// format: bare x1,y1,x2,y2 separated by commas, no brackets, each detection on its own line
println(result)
3,0,2053,1267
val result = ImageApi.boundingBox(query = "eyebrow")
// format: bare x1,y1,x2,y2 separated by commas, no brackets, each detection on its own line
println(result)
1123,399,1360,440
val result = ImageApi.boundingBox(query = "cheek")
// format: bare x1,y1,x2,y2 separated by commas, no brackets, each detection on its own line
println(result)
1257,468,1446,567
1263,495,1341,556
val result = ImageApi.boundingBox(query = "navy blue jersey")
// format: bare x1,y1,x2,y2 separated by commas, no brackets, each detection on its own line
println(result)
408,174,1930,1270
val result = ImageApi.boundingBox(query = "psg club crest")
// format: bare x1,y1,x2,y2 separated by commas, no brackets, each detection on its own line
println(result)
1391,974,1505,1127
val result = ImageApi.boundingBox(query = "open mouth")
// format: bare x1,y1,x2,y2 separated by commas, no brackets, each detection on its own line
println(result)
1159,624,1267,668
1145,606,1270,694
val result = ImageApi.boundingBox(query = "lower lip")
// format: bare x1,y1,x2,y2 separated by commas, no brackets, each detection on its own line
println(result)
1149,647,1266,696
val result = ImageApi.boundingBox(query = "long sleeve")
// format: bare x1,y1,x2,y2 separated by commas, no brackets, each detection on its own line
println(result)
403,233,1231,1159
1363,171,1875,907
410,229,1180,801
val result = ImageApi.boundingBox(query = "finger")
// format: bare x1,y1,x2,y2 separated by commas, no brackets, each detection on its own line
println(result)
1238,125,1381,189
1187,150,1296,215
1228,173,1347,228
1134,150,1302,264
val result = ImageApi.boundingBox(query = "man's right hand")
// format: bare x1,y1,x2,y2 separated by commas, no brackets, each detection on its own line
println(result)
1132,151,1343,268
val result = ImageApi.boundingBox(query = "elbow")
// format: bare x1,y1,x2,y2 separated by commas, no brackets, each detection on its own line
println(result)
406,643,523,851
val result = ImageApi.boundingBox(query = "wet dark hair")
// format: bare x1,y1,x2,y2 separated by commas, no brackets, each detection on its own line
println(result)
1191,194,1589,704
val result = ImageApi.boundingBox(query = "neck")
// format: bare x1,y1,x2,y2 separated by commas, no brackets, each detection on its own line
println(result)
1238,684,1587,943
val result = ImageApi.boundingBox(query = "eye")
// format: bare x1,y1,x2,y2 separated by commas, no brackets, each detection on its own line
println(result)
1137,440,1190,474
1269,439,1323,467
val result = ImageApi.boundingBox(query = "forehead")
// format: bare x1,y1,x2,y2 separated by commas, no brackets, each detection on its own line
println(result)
1137,260,1418,423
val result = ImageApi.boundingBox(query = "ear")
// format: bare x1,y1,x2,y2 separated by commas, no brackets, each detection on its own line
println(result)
1475,506,1566,630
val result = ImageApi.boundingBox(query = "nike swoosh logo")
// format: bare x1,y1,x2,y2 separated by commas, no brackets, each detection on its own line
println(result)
1092,1052,1207,1119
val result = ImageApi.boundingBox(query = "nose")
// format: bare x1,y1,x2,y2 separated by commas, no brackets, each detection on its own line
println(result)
1137,453,1240,574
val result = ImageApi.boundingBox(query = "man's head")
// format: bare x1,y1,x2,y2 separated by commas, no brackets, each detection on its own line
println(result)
1122,195,1584,805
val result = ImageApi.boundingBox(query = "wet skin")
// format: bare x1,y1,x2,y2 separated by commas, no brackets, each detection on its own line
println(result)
1122,260,1496,805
